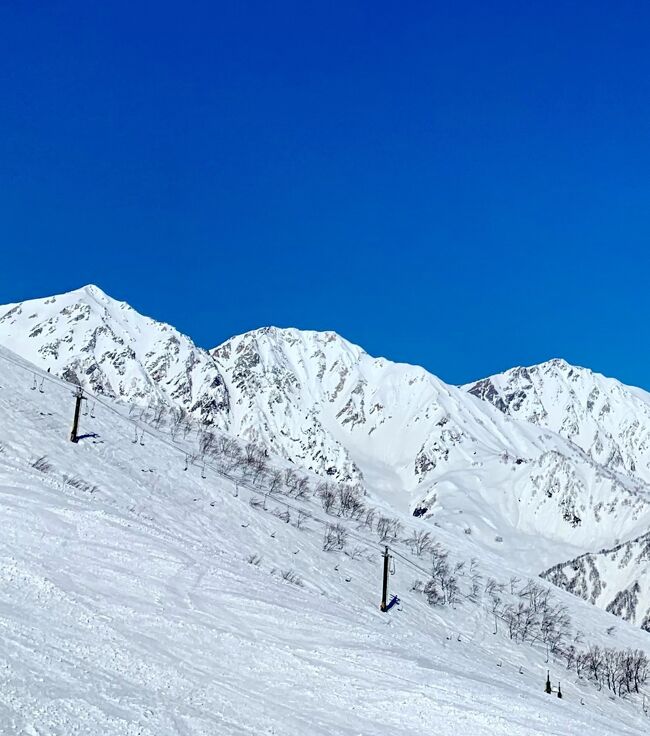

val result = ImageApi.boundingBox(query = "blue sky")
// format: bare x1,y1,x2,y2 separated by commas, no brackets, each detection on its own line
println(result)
1,1,649,386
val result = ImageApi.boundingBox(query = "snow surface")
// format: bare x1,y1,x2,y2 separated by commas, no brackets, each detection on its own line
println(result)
4,286,650,642
543,531,650,632
2,287,645,564
0,345,649,734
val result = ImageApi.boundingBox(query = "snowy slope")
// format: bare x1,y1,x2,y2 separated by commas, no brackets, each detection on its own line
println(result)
542,532,650,632
466,359,650,487
4,288,647,562
0,346,649,734
5,287,650,618
211,327,650,561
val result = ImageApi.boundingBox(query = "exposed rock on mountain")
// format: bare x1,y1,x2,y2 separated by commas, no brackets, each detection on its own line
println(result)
542,532,650,631
465,359,650,486
0,285,230,424
2,286,650,574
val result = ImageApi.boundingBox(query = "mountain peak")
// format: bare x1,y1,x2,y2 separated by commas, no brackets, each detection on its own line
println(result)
0,285,230,423
77,283,107,298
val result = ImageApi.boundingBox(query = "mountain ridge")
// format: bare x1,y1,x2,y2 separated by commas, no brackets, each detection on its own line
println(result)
2,285,650,585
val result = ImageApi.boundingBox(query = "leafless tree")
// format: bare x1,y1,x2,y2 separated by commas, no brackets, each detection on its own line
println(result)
268,469,283,495
485,578,505,613
323,523,348,552
406,530,434,557
151,402,166,429
509,575,521,595
337,484,364,518
423,578,445,606
468,558,483,602
284,468,299,493
199,431,217,456
318,483,337,514
223,442,242,471
345,545,365,560
363,508,376,531
280,569,304,587
217,435,238,457
170,407,188,439
293,477,310,500
376,516,401,542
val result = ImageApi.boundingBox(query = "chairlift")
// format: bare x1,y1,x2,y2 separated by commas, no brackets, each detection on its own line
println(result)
38,377,45,394
31,375,37,390
90,402,96,419
389,556,396,576
139,430,145,446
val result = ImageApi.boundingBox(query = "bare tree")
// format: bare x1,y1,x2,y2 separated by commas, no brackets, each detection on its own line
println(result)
509,575,521,595
468,558,483,602
199,431,217,457
223,442,242,471
151,402,166,429
376,516,401,542
318,483,337,514
406,530,434,557
485,578,505,613
284,468,299,494
170,407,187,439
294,476,310,500
323,523,348,552
268,469,283,495
250,454,268,485
280,569,304,587
423,578,445,606
217,435,238,457
337,484,364,518
363,508,376,531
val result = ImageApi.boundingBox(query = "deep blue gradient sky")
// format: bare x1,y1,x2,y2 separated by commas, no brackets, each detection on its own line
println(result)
1,1,649,386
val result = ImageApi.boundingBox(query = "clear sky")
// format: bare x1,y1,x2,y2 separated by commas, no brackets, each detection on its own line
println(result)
1,1,649,387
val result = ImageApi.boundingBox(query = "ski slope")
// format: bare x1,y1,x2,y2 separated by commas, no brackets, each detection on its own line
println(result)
0,346,649,735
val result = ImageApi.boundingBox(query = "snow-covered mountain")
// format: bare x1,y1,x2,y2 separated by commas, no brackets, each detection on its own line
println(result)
6,285,650,731
542,532,650,632
0,285,230,423
465,359,650,487
3,285,650,588
211,326,650,559
0,341,649,734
